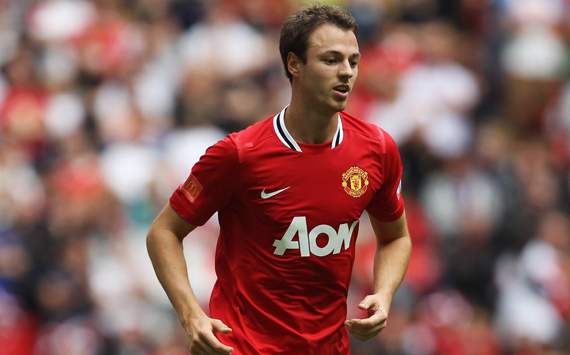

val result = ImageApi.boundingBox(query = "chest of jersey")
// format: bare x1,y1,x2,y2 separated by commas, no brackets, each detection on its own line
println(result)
237,142,384,230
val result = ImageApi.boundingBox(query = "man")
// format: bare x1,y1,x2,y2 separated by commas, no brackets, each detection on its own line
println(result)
147,5,412,355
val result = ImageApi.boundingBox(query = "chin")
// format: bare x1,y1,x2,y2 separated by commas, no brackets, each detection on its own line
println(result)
315,97,348,113
330,101,348,112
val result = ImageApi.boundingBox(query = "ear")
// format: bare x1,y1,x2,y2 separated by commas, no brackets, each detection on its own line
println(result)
287,52,302,78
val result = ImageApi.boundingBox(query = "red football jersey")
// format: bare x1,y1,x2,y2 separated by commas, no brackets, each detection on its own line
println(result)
170,109,404,354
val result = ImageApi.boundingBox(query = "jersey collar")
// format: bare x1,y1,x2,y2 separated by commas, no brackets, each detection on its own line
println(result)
272,107,344,152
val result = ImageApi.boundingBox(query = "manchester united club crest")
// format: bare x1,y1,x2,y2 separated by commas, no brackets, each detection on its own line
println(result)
341,166,369,198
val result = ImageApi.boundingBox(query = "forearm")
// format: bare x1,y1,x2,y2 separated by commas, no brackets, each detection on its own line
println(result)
146,228,205,323
345,226,411,339
372,234,412,306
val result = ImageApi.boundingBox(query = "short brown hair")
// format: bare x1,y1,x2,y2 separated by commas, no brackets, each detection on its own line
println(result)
279,5,358,81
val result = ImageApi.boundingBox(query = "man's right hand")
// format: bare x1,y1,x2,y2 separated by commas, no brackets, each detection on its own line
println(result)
183,315,234,354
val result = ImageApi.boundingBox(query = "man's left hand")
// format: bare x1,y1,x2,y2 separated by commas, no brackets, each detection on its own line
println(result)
345,294,389,341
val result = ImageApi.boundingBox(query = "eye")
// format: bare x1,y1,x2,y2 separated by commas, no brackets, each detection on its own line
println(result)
324,58,336,65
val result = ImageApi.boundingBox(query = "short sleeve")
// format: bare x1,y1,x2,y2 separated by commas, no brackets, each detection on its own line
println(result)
366,130,405,222
169,135,239,226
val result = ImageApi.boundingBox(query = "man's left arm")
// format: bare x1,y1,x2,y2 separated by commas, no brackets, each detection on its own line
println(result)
345,212,412,340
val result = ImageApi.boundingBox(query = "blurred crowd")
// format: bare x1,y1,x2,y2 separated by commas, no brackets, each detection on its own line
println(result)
0,0,569,354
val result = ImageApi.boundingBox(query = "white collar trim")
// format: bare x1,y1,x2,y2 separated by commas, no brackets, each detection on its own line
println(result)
272,107,343,152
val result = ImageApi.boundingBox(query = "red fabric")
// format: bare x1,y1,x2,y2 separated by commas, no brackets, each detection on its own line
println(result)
0,87,48,156
365,127,404,221
170,112,405,354
0,87,47,124
434,324,500,355
49,158,105,202
0,312,38,355
72,16,138,75
401,199,442,293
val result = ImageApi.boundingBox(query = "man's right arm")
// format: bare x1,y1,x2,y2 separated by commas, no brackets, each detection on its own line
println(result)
146,203,233,354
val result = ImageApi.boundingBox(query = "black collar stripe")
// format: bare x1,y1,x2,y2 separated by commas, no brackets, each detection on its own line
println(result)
273,108,344,151
273,113,295,150
278,109,303,152
331,115,343,149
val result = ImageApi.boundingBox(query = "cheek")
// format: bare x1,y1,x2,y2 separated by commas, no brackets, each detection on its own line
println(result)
313,69,335,88
304,71,325,90
300,66,333,94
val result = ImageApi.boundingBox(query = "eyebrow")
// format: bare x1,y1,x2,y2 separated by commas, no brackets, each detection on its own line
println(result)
319,50,361,59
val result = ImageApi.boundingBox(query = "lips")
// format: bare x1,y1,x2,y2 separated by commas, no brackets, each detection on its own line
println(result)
333,84,350,93
332,84,350,100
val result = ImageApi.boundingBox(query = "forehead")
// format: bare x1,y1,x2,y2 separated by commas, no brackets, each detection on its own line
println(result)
307,23,359,55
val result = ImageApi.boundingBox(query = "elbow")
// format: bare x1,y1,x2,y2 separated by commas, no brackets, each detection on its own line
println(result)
146,229,155,255
383,231,412,253
404,232,412,250
399,229,412,246
146,224,185,254
146,225,160,255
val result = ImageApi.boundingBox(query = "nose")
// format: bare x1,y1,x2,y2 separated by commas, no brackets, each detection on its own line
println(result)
338,60,354,80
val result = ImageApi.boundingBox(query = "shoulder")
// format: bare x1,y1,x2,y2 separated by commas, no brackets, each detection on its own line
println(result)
340,111,398,154
226,114,277,161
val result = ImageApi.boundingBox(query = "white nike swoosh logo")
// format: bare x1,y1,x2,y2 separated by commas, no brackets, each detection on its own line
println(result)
261,187,290,199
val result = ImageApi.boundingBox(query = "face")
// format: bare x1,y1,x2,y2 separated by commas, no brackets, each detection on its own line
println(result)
290,24,360,113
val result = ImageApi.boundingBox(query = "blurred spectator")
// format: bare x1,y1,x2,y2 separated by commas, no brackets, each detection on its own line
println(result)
494,211,570,353
500,0,567,134
0,142,45,228
347,23,420,119
369,21,479,159
178,1,268,79
1,45,49,160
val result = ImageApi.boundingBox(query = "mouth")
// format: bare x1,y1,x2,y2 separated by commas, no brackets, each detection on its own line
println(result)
332,84,350,98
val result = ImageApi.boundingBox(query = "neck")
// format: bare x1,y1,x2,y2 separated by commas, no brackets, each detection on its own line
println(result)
284,97,339,145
